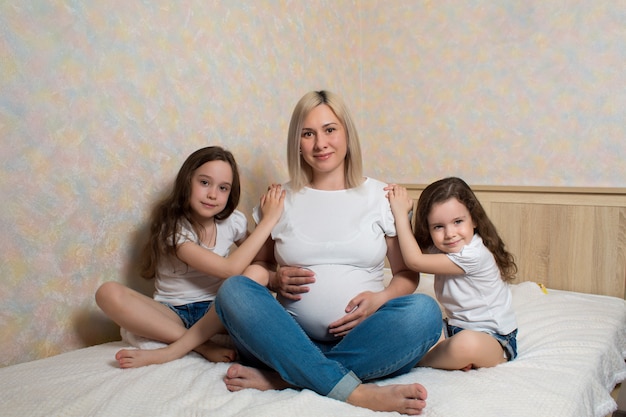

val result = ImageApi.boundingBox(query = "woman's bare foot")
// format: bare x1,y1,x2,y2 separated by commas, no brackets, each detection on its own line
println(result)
347,383,428,415
116,341,235,369
223,363,291,392
223,364,428,415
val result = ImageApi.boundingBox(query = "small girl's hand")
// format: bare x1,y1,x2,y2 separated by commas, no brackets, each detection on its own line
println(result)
259,184,285,222
385,184,413,216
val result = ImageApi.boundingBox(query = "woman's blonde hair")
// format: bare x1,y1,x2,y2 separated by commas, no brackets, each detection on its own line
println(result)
286,90,363,191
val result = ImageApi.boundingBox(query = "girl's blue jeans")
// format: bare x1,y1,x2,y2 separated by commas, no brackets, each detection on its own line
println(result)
214,275,442,402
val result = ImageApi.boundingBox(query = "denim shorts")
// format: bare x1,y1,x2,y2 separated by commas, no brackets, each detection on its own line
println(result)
162,300,213,329
445,320,518,361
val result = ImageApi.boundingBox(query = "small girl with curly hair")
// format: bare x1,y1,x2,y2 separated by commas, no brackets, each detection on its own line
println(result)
387,177,518,371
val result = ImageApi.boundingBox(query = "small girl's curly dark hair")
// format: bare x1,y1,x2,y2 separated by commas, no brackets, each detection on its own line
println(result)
414,177,517,282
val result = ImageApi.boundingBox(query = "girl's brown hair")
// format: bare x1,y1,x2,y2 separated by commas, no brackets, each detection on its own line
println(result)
140,146,240,279
414,177,517,282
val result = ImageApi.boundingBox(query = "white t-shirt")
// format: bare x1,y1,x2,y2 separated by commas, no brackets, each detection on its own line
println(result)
153,210,247,306
255,178,396,341
434,234,517,334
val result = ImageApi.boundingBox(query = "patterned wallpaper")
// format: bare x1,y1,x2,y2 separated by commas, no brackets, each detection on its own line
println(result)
1,1,624,366
359,1,626,185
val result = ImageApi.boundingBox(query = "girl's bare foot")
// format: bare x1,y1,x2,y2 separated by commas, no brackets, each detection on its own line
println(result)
116,341,235,369
223,363,291,392
116,348,173,368
347,383,428,415
195,340,236,363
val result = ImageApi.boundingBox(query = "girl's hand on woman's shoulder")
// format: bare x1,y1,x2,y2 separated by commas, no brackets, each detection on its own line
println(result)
259,184,285,222
385,184,413,217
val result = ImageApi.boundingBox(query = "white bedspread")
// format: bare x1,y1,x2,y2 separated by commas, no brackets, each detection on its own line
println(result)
1,281,625,417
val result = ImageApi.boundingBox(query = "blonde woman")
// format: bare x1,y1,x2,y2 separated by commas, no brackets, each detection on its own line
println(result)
214,91,442,415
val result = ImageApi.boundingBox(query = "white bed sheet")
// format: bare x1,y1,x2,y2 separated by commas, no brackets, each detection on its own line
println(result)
1,281,625,417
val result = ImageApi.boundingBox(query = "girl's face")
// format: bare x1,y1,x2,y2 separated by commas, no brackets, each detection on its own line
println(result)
427,197,476,254
189,160,233,224
299,104,348,181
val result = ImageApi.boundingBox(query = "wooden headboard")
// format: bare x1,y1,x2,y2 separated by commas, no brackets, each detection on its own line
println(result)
402,185,626,299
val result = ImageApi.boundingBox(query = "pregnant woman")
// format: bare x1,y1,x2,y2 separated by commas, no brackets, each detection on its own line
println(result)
214,90,442,415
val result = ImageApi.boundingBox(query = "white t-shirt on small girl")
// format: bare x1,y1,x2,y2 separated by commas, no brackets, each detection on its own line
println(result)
434,233,517,335
153,210,247,306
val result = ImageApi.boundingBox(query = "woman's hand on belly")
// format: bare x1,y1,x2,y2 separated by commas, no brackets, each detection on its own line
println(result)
279,265,386,341
272,266,316,300
328,290,388,337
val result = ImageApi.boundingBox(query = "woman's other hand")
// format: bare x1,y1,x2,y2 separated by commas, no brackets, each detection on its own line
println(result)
270,266,316,300
327,291,387,337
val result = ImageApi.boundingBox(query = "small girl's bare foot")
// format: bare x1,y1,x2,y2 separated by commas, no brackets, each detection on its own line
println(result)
223,363,291,392
115,348,173,368
115,341,235,369
347,382,428,415
195,340,236,363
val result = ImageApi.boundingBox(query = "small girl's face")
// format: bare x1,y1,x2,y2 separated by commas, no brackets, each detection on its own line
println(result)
190,160,233,223
427,197,476,254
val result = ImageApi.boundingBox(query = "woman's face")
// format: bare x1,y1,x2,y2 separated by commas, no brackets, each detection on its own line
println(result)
299,104,348,180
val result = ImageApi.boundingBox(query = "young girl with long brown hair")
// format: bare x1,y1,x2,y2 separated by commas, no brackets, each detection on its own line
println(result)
95,146,284,368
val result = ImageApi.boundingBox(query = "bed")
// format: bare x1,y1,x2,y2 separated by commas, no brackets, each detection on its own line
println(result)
1,185,625,417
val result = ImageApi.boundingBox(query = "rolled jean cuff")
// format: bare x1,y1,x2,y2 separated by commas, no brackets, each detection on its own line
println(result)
326,371,361,402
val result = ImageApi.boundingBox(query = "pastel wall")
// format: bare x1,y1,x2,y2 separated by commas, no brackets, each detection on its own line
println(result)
0,0,362,367
359,1,625,185
1,1,624,367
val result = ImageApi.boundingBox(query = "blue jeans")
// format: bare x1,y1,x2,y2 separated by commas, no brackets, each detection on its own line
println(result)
162,301,212,329
214,275,442,402
445,322,518,360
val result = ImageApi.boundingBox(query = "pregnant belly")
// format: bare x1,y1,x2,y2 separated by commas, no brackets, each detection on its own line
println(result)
278,265,384,341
